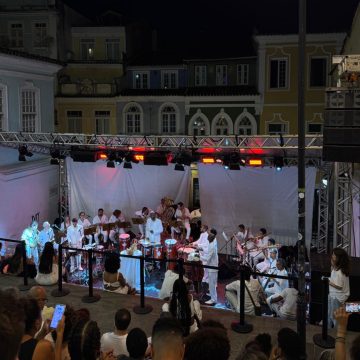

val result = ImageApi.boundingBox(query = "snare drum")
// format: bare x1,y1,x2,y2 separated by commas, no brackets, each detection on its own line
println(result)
119,233,130,251
139,239,152,257
153,244,163,260
177,246,196,261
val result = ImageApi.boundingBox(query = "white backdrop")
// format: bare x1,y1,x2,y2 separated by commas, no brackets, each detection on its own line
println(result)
67,158,191,223
198,164,317,248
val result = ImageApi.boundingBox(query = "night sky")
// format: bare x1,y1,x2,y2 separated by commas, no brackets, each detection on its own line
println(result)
65,0,359,57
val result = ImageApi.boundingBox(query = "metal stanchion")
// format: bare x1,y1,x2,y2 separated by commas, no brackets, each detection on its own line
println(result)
231,265,253,333
82,248,101,303
133,256,153,314
51,244,70,297
313,277,335,348
178,258,184,281
18,240,30,291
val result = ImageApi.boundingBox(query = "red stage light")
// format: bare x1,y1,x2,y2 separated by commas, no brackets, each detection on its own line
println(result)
200,148,216,153
202,157,215,164
134,154,144,161
132,147,146,152
248,158,263,166
98,153,107,160
251,148,264,155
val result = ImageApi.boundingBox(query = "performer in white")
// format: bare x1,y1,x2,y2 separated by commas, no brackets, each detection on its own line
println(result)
264,258,289,297
135,207,151,238
21,220,40,267
204,228,219,305
78,211,92,244
256,247,278,273
66,218,84,272
191,224,209,283
93,208,108,244
146,212,163,244
156,198,166,219
60,215,71,244
249,228,269,266
173,202,191,242
38,221,54,254
109,209,126,242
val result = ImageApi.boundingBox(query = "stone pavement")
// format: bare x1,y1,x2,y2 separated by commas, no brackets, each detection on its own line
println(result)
0,275,356,360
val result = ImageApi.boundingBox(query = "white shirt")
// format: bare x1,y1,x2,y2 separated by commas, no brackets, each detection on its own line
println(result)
78,218,91,228
145,218,163,244
109,214,126,224
66,224,83,248
159,270,188,300
271,268,289,294
39,228,54,250
236,230,248,242
21,227,39,248
329,268,350,303
279,288,298,319
192,232,209,262
100,332,128,357
205,239,218,272
175,207,191,224
93,214,108,225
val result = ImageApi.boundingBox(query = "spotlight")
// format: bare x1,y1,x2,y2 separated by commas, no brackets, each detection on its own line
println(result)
248,158,263,166
201,157,215,164
124,162,132,169
18,145,32,161
274,156,284,171
229,163,240,170
50,158,59,165
223,152,241,170
107,161,115,168
174,163,185,171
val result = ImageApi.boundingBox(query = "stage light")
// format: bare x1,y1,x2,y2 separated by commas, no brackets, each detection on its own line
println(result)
229,164,240,170
202,157,215,164
123,162,132,169
98,153,107,160
274,157,284,172
144,152,168,166
322,179,328,187
224,165,229,170
18,145,33,161
106,161,115,168
134,154,144,161
50,158,59,165
174,163,185,171
248,158,263,166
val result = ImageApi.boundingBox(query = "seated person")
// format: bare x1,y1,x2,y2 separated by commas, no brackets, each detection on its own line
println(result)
35,242,58,286
118,328,149,360
225,266,261,315
267,282,298,320
264,258,289,297
256,247,278,274
159,264,189,300
103,253,135,295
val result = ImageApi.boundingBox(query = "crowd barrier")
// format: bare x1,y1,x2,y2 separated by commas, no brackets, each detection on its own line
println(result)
0,238,335,350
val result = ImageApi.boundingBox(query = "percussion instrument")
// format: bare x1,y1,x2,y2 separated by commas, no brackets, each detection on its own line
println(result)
119,233,130,251
139,239,152,257
164,239,177,253
83,244,95,250
153,244,163,260
177,246,196,261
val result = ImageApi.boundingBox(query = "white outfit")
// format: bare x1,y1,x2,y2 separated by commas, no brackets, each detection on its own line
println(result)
145,218,163,244
93,214,109,244
35,264,58,285
101,332,128,357
38,228,55,253
109,214,126,241
78,217,92,243
265,268,289,296
192,231,209,283
256,256,277,274
135,210,151,236
249,235,269,265
175,207,191,240
159,270,189,300
225,278,261,314
205,239,219,303
66,224,84,272
267,288,298,320
21,227,39,266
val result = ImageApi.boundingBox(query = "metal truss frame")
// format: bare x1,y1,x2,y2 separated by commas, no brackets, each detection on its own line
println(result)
59,159,69,223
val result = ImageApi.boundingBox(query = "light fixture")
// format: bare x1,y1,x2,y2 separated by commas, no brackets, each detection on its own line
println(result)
123,161,132,169
107,161,115,168
248,158,263,166
98,153,107,160
202,157,215,164
18,145,33,161
274,156,284,171
174,163,185,171
134,154,144,162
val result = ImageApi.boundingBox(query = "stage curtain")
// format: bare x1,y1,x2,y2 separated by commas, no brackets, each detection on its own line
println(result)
67,159,191,225
198,164,317,249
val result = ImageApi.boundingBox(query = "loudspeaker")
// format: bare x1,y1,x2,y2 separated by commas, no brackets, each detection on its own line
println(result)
144,152,168,166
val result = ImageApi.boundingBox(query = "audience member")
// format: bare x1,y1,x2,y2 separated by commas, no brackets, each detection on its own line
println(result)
237,348,267,360
151,317,184,360
184,328,230,360
35,242,58,285
159,263,188,300
162,278,202,335
18,298,42,360
118,328,148,360
101,308,131,357
253,333,272,358
0,289,25,360
270,327,304,360
201,319,226,332
2,244,36,278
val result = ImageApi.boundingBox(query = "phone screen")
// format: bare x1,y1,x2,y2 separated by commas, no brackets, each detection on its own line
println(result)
345,302,360,313
50,304,66,329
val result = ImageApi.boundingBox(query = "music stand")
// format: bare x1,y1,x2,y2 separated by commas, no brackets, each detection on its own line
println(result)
119,221,132,228
132,218,145,225
84,225,97,236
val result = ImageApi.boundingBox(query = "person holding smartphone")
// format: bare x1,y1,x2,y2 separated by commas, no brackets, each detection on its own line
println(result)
328,248,350,328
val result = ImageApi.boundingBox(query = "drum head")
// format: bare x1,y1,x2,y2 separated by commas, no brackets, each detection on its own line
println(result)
165,239,177,246
120,233,130,240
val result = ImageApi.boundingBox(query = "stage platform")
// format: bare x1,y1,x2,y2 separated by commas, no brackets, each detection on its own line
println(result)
0,275,357,360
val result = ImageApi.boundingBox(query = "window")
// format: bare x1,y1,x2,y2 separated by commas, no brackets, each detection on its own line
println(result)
95,111,110,134
67,111,82,133
267,123,288,135
33,22,47,48
192,117,206,136
270,58,288,89
125,105,141,134
237,64,249,85
106,39,121,61
237,117,253,135
80,39,95,60
214,117,229,135
216,65,227,85
9,23,23,48
307,123,323,134
21,89,38,132
195,65,207,86
161,106,177,133
310,58,327,87
133,72,149,89
161,71,178,89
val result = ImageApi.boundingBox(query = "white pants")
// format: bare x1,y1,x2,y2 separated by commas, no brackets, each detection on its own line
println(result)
267,296,296,320
171,223,191,240
70,254,82,272
225,289,239,312
138,224,145,237
94,230,108,244
26,246,39,267
208,271,218,303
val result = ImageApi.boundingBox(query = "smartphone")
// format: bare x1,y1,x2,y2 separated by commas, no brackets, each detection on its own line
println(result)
50,304,66,329
345,302,360,313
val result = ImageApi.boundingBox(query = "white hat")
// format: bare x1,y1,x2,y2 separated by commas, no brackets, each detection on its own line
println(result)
43,221,50,227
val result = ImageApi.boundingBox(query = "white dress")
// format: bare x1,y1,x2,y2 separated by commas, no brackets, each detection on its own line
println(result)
35,264,58,285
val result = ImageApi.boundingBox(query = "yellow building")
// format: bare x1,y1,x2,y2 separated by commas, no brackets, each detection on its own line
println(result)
56,26,125,134
255,33,346,135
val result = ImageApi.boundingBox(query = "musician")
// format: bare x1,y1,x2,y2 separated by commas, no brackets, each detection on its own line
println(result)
191,225,209,283
109,209,126,242
145,212,163,244
66,218,84,273
78,212,93,244
38,221,54,254
21,220,40,267
93,208,109,244
256,247,278,274
236,224,248,242
204,229,219,306
135,207,151,237
264,258,289,297
156,198,166,219
249,228,269,266
174,202,191,242
60,215,71,245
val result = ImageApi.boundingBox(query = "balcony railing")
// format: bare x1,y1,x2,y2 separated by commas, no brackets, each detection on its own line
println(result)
59,82,116,96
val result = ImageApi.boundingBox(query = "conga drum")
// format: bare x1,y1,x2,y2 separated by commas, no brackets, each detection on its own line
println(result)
165,239,177,270
119,233,130,251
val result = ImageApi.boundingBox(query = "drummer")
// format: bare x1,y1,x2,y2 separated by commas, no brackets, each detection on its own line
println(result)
145,212,163,245
109,209,126,243
190,224,209,283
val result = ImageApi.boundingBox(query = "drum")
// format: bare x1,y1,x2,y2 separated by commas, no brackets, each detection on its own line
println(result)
139,239,152,257
164,239,177,253
177,246,196,261
119,233,130,251
153,244,163,260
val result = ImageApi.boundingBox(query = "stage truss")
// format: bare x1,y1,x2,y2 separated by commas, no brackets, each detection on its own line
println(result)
0,131,354,254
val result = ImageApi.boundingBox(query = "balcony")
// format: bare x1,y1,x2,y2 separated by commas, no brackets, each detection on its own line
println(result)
59,80,116,97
